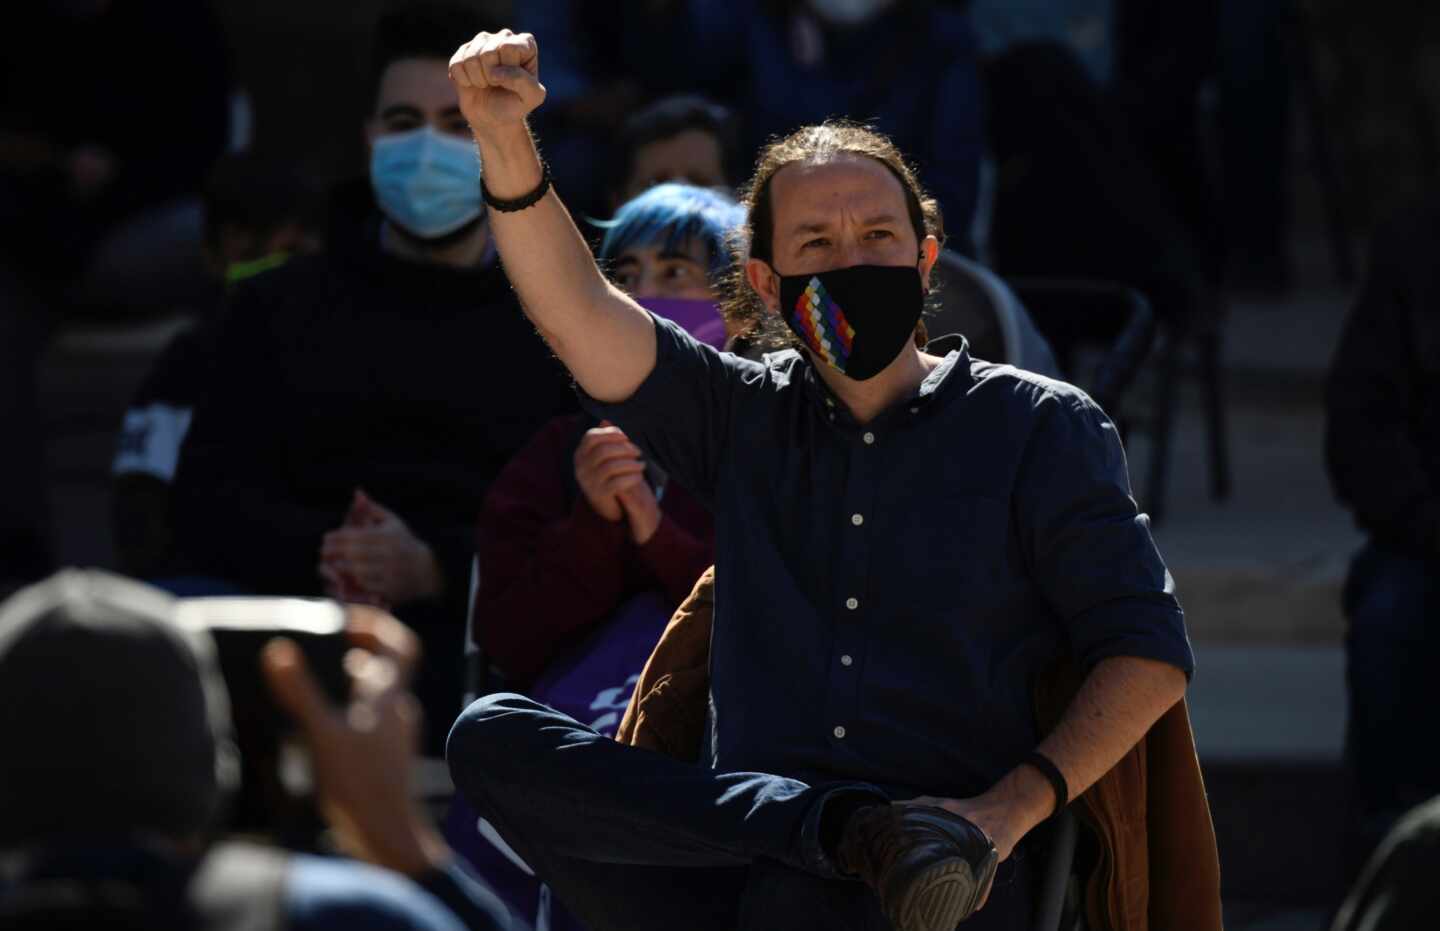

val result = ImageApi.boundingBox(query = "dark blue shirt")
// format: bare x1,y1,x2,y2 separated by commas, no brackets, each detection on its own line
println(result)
587,317,1193,799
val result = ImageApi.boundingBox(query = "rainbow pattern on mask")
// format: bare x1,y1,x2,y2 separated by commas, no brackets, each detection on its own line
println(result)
792,276,856,369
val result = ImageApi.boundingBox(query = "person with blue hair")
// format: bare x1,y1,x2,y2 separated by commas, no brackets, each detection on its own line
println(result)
474,181,745,692
596,182,746,339
448,184,746,930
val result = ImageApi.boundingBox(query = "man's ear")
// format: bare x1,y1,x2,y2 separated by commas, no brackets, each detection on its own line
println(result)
918,235,940,293
746,257,781,316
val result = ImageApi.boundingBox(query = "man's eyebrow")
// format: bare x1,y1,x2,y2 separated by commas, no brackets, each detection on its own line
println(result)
379,104,423,120
657,249,702,261
863,213,901,226
789,220,831,236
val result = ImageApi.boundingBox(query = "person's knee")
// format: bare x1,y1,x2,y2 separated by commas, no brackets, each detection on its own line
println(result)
445,692,541,785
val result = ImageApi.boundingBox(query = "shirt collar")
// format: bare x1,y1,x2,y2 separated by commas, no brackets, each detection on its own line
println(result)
778,338,974,424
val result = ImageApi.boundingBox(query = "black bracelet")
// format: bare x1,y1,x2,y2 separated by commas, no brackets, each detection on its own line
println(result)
1024,751,1069,817
481,162,552,212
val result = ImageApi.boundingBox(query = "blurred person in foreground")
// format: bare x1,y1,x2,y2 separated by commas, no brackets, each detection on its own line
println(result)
442,29,1193,931
113,152,320,581
604,95,740,210
1326,203,1440,858
169,1,575,750
0,570,512,930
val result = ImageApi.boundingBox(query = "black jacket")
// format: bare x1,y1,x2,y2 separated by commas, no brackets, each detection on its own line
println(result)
1326,202,1440,557
171,231,576,604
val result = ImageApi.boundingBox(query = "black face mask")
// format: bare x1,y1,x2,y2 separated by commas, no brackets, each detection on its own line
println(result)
776,263,925,381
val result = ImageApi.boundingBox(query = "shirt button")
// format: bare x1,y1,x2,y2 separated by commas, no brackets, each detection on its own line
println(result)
840,654,854,667
845,597,859,610
833,726,847,739
862,431,876,445
851,513,864,526
909,406,919,414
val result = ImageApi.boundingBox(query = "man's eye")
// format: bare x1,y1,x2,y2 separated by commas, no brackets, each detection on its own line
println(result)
803,237,830,249
445,120,472,136
664,264,696,279
386,119,421,133
865,229,894,240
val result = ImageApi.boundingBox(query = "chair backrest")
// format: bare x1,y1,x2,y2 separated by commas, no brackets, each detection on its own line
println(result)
1004,279,1156,412
930,251,1062,378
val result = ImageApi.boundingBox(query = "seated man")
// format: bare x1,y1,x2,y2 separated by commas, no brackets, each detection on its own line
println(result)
0,570,512,931
605,95,740,209
1326,201,1440,857
443,29,1193,931
168,2,575,748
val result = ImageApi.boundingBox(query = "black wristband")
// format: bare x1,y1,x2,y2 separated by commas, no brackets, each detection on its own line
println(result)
1024,751,1068,817
481,162,552,213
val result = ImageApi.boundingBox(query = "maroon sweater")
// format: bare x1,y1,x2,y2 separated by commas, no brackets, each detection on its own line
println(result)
474,414,715,686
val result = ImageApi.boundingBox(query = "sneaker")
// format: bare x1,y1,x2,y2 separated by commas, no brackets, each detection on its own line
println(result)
837,804,999,931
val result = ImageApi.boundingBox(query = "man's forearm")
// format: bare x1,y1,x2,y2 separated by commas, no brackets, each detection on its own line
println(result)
470,121,656,402
1034,655,1188,802
949,655,1188,859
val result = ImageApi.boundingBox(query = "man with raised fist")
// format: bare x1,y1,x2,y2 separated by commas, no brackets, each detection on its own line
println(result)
445,28,1195,931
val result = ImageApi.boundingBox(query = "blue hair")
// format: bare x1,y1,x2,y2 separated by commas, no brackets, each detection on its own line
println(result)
597,183,747,281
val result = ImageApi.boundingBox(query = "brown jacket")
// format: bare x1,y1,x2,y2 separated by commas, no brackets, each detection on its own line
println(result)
616,568,1223,931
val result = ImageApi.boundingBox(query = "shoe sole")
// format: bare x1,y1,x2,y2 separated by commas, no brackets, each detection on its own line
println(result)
890,846,1000,931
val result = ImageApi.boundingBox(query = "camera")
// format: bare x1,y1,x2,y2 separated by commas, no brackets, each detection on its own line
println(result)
175,597,351,846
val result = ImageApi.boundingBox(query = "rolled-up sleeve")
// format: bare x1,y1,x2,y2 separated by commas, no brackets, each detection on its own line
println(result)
1016,390,1195,678
580,314,753,506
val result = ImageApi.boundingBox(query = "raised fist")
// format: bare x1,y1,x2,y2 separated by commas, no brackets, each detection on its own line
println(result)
449,29,545,135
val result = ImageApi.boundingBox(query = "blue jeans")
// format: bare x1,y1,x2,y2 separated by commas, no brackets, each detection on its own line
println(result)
1344,544,1440,822
446,694,1033,931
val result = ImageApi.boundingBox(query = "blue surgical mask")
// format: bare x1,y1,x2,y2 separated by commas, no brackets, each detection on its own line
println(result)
369,126,483,239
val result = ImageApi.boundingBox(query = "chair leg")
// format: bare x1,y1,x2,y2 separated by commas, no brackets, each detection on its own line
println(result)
1145,328,1183,526
1198,312,1233,502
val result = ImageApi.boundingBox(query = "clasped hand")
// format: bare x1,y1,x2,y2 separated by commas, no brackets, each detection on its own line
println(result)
319,490,441,607
574,422,661,545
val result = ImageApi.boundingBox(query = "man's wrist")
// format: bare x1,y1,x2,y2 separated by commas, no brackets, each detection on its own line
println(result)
984,763,1057,841
469,122,544,198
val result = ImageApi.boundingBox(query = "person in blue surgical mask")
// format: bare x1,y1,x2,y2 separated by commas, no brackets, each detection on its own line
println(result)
165,2,576,754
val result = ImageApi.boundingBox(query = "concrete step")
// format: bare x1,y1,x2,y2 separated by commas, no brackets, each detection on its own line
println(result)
1187,645,1350,907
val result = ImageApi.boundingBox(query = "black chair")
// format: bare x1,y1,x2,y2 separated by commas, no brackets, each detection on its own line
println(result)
1005,279,1155,415
929,250,1062,376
